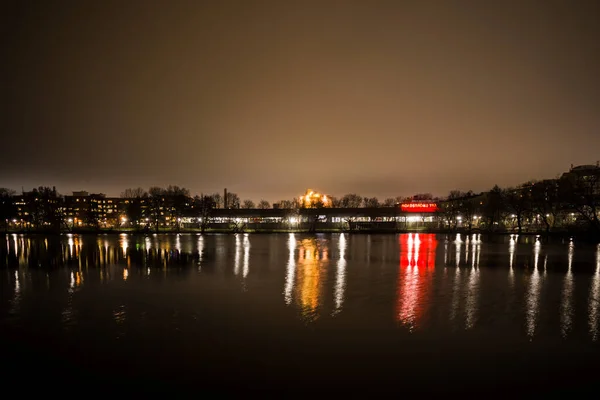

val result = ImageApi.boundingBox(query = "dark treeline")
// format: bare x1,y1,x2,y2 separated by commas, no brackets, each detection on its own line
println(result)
0,164,598,235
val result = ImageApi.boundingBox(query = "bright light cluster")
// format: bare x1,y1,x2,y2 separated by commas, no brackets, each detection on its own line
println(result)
299,189,331,208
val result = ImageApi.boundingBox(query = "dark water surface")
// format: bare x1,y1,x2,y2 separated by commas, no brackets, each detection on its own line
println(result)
2,233,600,395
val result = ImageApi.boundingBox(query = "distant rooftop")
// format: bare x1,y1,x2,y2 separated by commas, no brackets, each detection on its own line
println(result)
571,164,600,171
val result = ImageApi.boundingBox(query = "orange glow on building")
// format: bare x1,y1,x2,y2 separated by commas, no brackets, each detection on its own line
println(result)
299,189,332,208
396,233,438,330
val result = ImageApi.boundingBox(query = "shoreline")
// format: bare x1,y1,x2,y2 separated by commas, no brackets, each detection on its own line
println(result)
2,227,598,241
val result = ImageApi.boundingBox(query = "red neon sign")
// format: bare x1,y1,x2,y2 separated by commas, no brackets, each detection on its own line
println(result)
400,202,439,213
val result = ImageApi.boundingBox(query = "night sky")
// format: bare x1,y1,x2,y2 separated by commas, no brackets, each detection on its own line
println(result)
3,0,599,202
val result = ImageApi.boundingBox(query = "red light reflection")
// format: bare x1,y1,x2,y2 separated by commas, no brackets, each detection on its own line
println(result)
396,233,438,330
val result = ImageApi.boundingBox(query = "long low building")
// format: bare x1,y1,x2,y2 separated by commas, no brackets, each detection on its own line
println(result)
183,204,442,232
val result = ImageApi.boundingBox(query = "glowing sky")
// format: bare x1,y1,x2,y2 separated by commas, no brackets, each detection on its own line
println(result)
3,1,599,202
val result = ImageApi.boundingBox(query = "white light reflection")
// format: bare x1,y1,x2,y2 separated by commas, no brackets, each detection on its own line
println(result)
526,240,543,339
15,270,20,293
465,266,480,329
8,270,22,316
414,233,421,266
470,234,481,268
197,236,204,272
561,242,575,338
455,233,462,268
234,234,241,276
450,266,461,324
242,234,250,278
12,234,17,257
120,233,128,256
508,235,516,284
175,234,181,252
333,233,347,315
444,237,448,265
284,234,296,305
589,245,600,341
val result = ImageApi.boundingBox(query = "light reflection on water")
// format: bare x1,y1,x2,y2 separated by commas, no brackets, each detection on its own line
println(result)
526,240,543,339
590,245,600,341
561,242,575,338
333,233,347,315
283,234,296,305
396,234,437,331
296,238,327,322
1,233,600,341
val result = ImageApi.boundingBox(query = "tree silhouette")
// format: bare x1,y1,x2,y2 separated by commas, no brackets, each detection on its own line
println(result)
225,192,240,209
481,185,504,231
341,194,362,208
0,188,16,232
559,171,600,233
383,198,396,207
278,199,295,209
362,197,380,208
242,199,255,209
531,180,561,234
503,186,532,234
148,187,165,233
165,186,191,230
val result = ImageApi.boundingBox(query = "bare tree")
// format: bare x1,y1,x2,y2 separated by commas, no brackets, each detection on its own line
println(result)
242,199,255,209
341,194,362,208
330,197,342,207
559,171,600,234
225,192,240,209
211,193,223,208
481,185,505,231
121,188,147,198
460,193,480,231
278,199,295,209
197,195,216,233
396,196,409,204
230,218,247,233
441,190,468,231
363,197,380,208
383,198,396,207
412,193,433,201
503,186,532,234
258,200,270,209
531,180,561,234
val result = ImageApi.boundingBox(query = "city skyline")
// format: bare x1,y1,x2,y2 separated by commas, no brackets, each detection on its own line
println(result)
3,1,600,201
1,160,595,204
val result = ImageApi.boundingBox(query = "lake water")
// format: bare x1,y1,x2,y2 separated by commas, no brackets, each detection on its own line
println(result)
2,233,600,395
